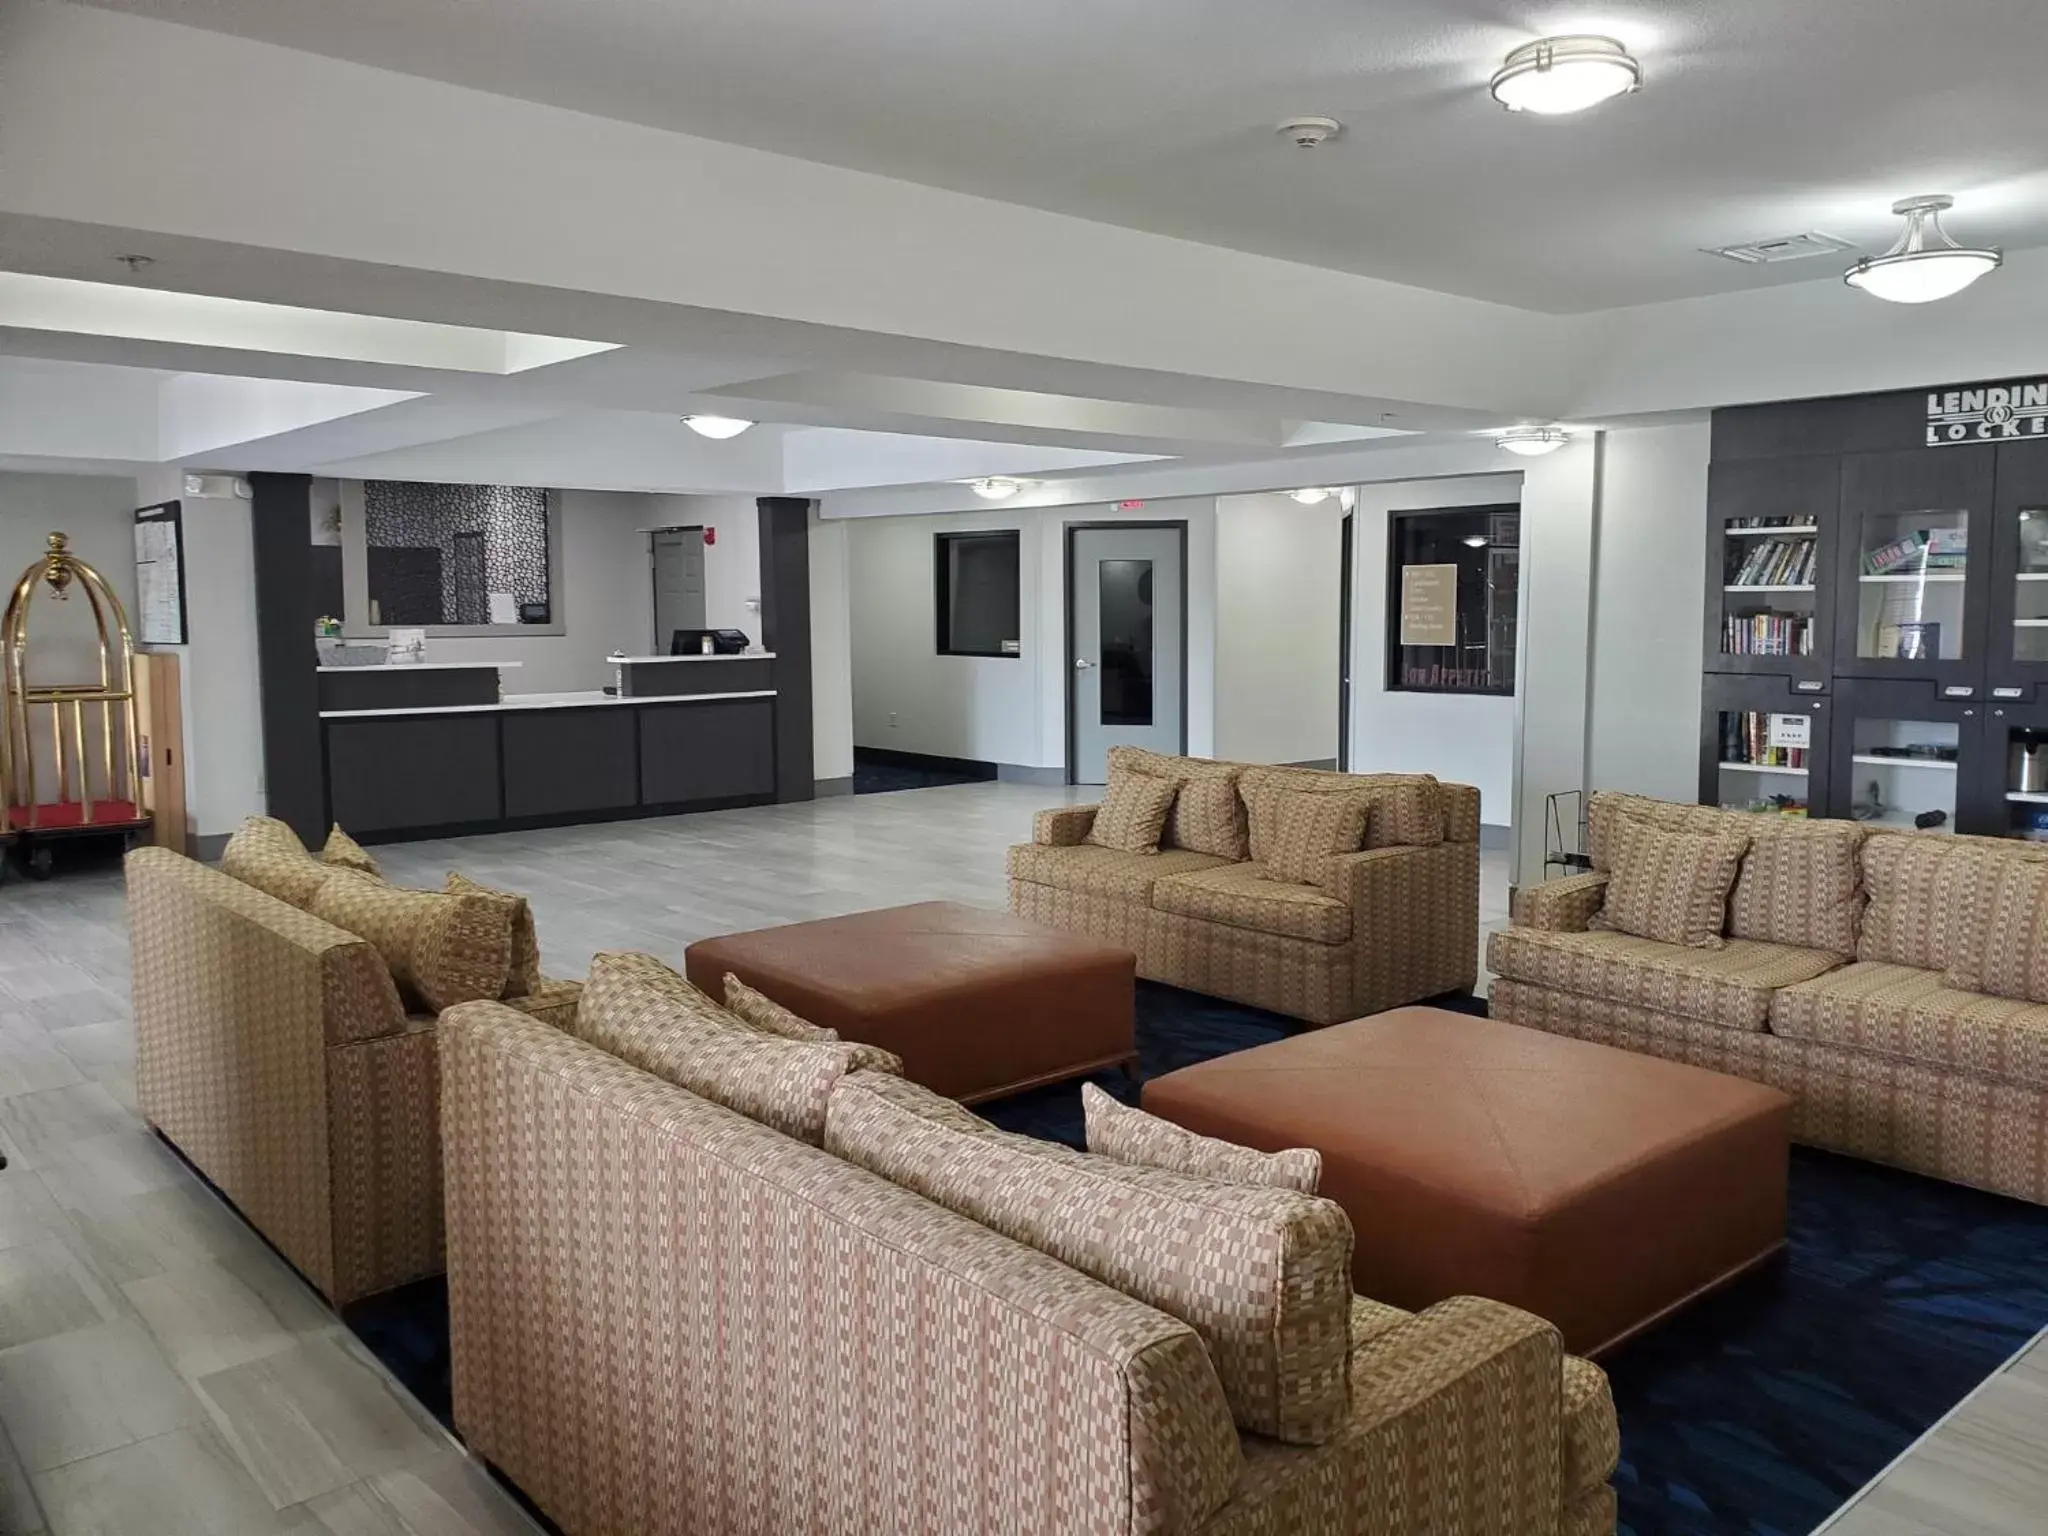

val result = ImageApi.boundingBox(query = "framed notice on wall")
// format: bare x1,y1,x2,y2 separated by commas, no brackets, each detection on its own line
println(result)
1399,563,1459,647
134,501,189,646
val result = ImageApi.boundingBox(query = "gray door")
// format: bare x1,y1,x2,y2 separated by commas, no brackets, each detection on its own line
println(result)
1071,524,1184,784
651,528,706,650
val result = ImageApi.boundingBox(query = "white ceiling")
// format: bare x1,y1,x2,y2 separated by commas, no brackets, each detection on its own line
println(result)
75,0,2048,311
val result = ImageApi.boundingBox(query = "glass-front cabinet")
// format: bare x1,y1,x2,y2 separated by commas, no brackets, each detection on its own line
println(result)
1987,443,2048,694
1705,457,1837,687
1833,448,1994,691
1829,681,1980,835
1700,676,1830,819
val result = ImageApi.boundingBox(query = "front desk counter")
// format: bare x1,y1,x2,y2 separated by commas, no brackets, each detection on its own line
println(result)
320,681,778,841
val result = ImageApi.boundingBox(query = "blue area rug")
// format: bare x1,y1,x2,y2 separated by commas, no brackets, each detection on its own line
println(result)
348,982,2048,1536
851,749,993,795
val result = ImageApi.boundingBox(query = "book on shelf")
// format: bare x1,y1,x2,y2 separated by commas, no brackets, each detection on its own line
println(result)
1729,536,1816,587
1721,610,1814,656
1863,527,1968,576
1728,516,1815,529
1719,710,1805,769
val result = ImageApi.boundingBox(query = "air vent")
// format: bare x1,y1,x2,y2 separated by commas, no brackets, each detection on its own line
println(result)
1704,231,1856,265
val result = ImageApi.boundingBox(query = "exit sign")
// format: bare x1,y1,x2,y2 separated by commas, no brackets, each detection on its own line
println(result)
1116,499,1147,511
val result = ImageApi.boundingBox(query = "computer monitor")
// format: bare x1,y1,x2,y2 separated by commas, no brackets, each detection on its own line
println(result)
670,628,750,655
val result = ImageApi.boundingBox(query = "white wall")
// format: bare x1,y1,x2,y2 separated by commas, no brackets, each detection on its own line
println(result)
808,512,855,782
1348,473,1523,822
646,494,762,639
396,489,654,692
1215,493,1343,765
1587,424,1711,802
847,497,1216,774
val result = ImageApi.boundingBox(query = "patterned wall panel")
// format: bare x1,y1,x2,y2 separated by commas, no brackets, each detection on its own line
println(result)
363,482,550,626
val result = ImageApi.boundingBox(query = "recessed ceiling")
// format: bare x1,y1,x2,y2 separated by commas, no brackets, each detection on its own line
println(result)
75,0,2048,311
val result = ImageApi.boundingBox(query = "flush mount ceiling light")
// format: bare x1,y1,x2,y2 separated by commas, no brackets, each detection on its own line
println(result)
969,477,1027,500
1462,533,1490,548
681,414,755,439
1496,426,1571,456
1489,36,1641,115
1287,487,1335,504
1844,195,2002,304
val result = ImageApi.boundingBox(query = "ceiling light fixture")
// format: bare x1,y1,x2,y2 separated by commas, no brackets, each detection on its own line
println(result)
1844,195,2002,304
1288,487,1335,505
1462,533,1490,548
681,414,755,439
1489,36,1641,115
1496,426,1571,457
969,477,1026,501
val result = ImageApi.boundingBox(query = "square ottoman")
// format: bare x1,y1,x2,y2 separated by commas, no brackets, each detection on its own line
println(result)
684,901,1137,1103
1141,1005,1791,1356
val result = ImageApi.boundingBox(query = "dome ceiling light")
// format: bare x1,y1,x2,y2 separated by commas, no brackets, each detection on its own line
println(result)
681,414,756,439
969,477,1027,500
1489,36,1642,115
1496,426,1571,457
1844,195,2002,304
1287,487,1335,505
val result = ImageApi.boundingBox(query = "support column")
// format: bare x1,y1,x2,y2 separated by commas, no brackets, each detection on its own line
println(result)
249,472,324,842
757,497,815,803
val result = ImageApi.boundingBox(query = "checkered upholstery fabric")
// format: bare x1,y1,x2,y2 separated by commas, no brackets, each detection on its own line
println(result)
1012,761,1479,1025
1109,746,1250,860
1152,863,1352,945
1086,768,1180,854
440,1004,1248,1536
722,973,906,1075
505,977,581,1031
219,815,335,909
1857,834,1985,971
320,824,382,876
825,1069,1356,1445
576,950,874,1144
1486,927,1841,1031
1207,1296,1578,1536
1083,1082,1321,1193
1253,787,1376,886
1947,853,2048,1002
128,848,442,1304
1511,874,1610,934
1242,765,1446,851
1035,804,1101,846
444,872,542,998
311,871,513,1013
1770,961,2048,1089
1594,816,1749,950
1491,977,2048,1205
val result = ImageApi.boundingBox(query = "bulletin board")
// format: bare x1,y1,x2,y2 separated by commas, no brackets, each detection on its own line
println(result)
134,501,190,646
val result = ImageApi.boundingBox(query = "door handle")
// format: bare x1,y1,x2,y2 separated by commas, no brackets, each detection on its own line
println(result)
1074,658,1096,670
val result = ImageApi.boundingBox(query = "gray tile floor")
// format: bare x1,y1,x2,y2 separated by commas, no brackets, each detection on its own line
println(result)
5,778,2017,1535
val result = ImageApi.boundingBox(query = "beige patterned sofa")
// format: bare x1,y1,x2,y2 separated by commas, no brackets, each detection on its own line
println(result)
1009,750,1480,1024
440,963,1618,1536
128,842,577,1304
1489,791,2048,1205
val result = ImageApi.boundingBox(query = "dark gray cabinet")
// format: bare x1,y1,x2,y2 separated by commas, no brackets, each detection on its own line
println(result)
327,716,502,833
502,708,638,819
640,699,776,805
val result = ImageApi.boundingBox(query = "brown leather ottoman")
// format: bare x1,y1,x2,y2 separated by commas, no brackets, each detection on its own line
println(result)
1141,1006,1791,1356
684,901,1137,1103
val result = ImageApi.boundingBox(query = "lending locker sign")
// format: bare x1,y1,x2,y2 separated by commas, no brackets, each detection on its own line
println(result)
1926,381,2048,445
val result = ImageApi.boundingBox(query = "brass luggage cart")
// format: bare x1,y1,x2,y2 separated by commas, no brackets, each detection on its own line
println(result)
0,533,151,880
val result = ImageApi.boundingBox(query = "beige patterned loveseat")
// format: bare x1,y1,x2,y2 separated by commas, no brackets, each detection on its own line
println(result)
1489,792,2048,1205
440,988,1618,1536
128,845,577,1304
1009,750,1480,1024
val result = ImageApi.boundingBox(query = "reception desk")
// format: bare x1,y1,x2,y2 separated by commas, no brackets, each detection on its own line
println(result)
319,656,780,841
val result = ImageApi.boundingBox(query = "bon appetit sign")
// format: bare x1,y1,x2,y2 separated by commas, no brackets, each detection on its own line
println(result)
1926,382,2048,446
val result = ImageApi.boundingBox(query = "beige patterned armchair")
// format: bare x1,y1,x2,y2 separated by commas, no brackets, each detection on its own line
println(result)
128,847,576,1304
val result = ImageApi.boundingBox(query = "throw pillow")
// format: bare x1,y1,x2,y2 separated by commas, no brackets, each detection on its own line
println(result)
1258,786,1375,886
445,873,542,999
1085,767,1178,854
310,872,514,1013
320,825,382,877
1107,746,1249,859
577,951,867,1144
220,816,333,909
722,973,905,1075
825,1070,1354,1446
1598,816,1749,950
1082,1083,1321,1194
1944,850,2048,1001
1859,835,1987,972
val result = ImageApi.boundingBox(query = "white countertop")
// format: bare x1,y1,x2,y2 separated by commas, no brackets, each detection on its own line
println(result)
320,688,776,720
316,662,524,672
612,652,776,664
